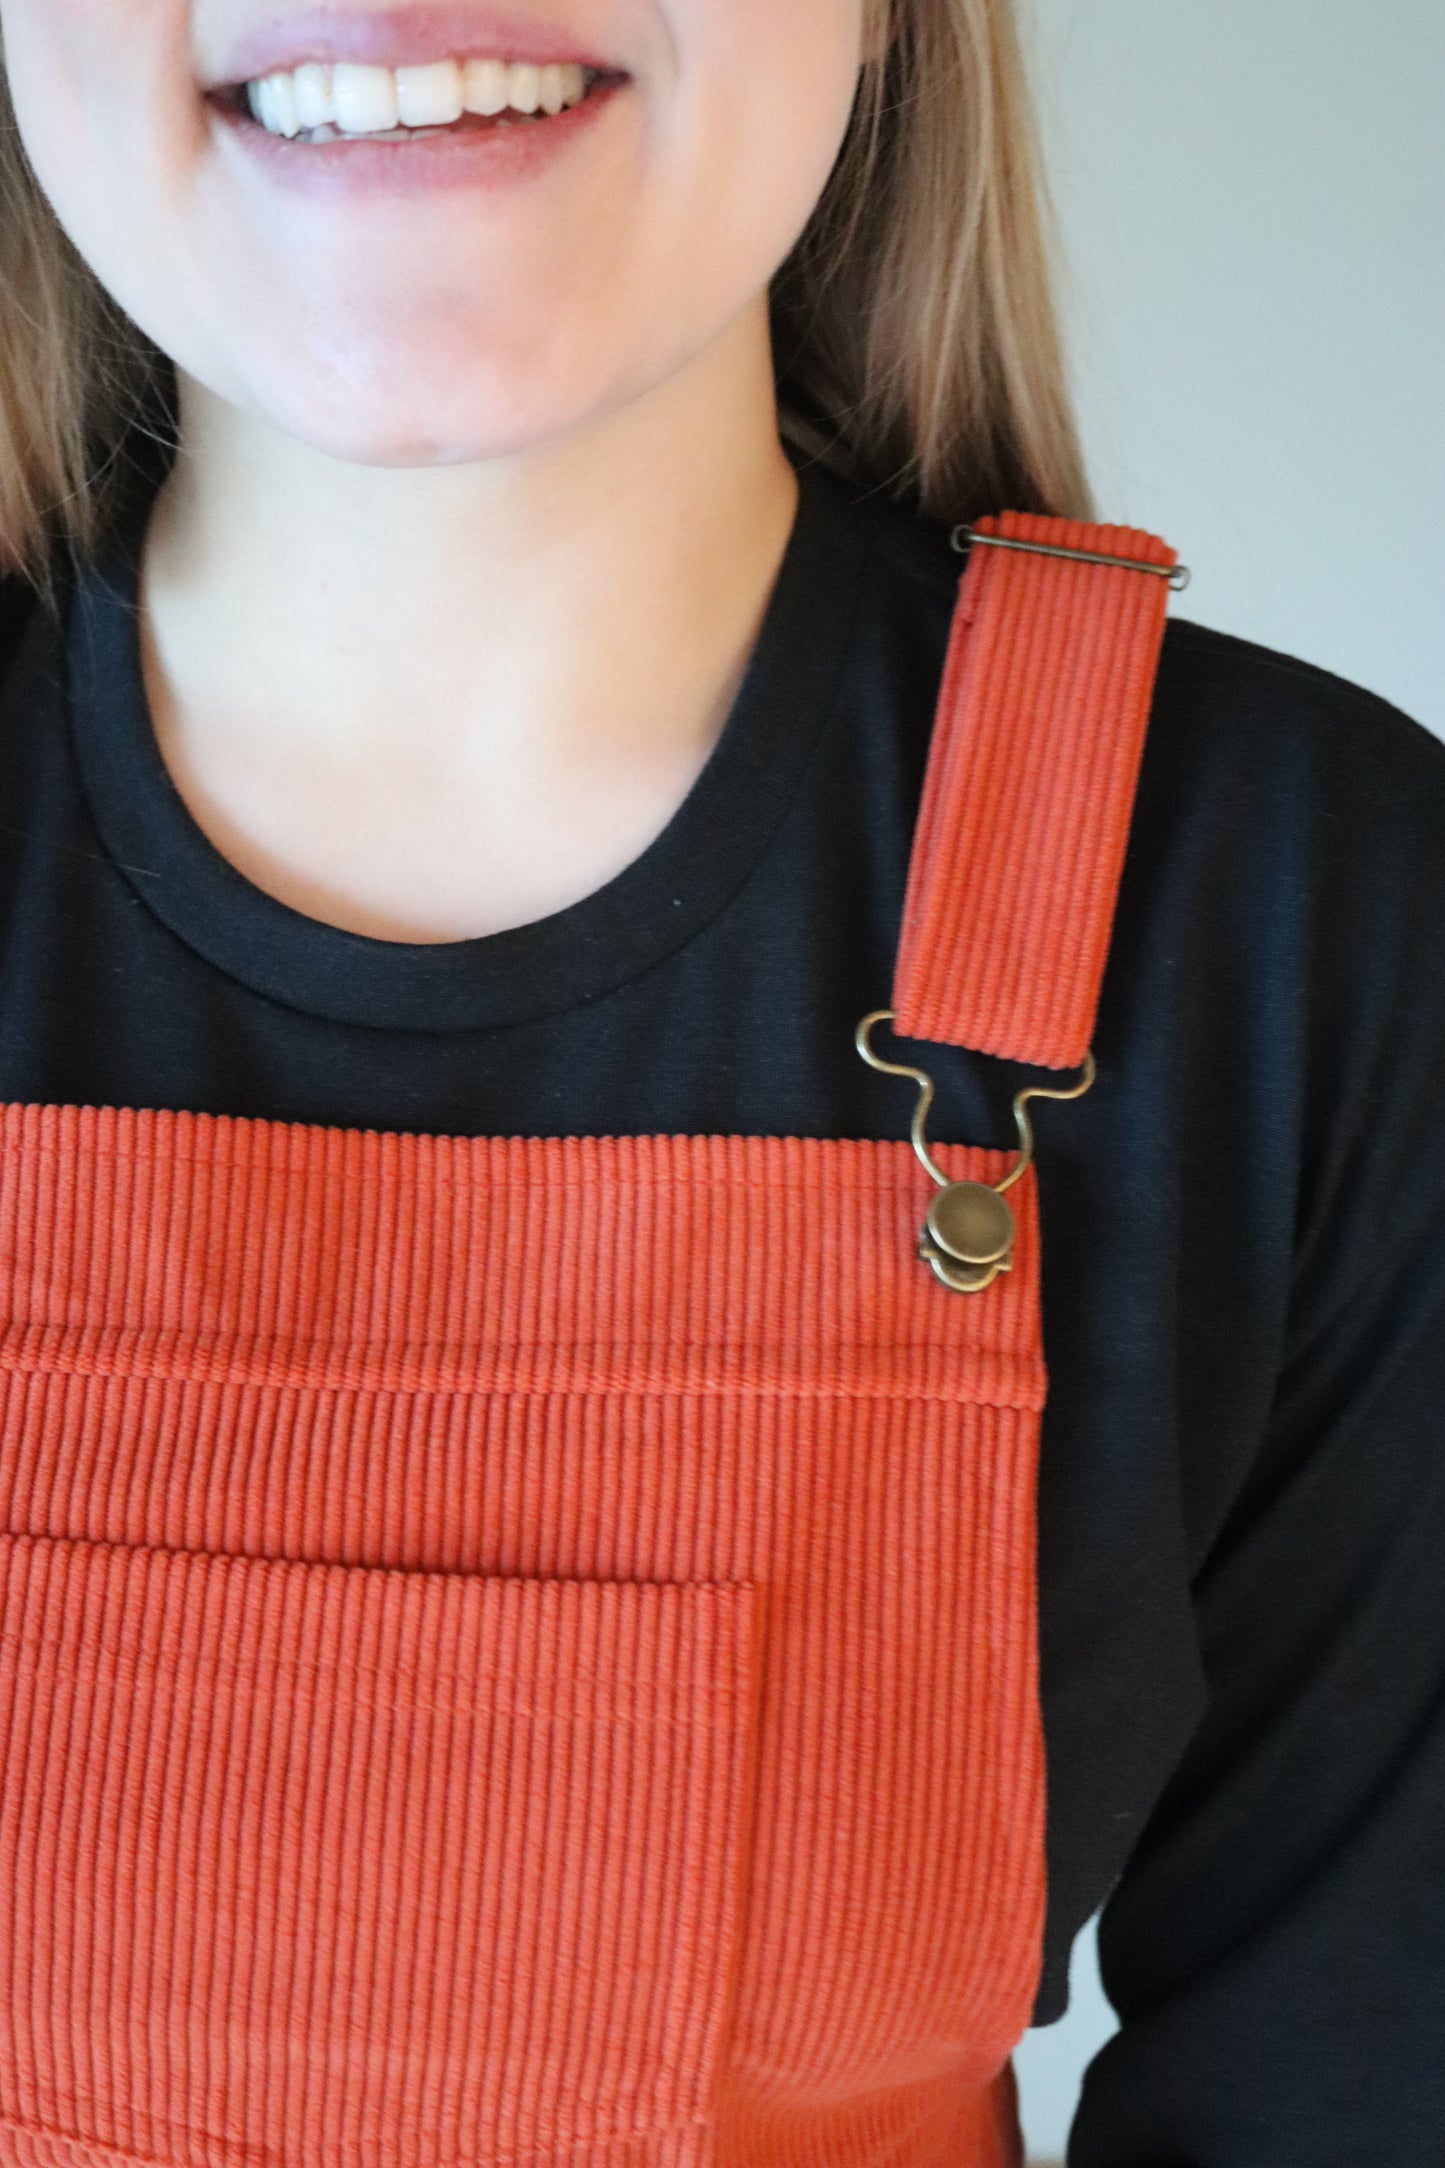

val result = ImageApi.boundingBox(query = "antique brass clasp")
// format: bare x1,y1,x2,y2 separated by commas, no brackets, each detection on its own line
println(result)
855,1010,1096,1293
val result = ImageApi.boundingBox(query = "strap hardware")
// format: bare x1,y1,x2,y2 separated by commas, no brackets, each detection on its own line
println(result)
951,524,1192,591
855,1011,1096,1293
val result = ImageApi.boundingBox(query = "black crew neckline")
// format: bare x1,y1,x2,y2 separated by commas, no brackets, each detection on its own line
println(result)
66,453,875,1034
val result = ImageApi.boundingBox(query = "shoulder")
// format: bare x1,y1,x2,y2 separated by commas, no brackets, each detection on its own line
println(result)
1131,618,1445,1294
1148,615,1445,835
1130,616,1445,961
847,486,1445,853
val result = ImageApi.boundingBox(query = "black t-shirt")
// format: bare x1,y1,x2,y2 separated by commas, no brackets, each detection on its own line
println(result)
3,443,1444,2165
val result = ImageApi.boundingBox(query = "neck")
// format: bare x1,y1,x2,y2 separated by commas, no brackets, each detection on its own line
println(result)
135,303,802,941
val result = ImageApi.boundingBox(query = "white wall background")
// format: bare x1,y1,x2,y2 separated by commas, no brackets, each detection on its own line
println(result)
1009,3,1444,2159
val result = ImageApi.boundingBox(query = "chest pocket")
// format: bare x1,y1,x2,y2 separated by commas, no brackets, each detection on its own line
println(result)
0,1532,760,2166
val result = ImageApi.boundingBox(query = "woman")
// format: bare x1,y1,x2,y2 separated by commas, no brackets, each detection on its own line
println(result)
0,2,1440,2163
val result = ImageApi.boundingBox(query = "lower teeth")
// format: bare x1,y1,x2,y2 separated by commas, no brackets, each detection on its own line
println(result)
296,113,550,145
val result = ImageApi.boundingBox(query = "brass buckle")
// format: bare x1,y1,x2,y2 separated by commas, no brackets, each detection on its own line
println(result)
855,1010,1096,1293
950,524,1191,592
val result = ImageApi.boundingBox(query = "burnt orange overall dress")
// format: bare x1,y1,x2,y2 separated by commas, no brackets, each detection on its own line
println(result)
0,513,1179,2168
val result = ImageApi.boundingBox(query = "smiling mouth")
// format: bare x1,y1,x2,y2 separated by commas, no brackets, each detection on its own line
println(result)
208,60,629,144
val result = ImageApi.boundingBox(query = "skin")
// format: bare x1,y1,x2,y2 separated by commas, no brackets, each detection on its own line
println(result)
0,0,877,938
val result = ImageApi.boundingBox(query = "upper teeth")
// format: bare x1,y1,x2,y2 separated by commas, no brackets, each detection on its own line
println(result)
245,59,595,137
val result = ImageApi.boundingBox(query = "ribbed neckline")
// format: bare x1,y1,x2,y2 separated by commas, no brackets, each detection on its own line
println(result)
66,452,874,1033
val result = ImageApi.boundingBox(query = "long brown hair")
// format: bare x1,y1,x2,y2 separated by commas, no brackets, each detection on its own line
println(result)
0,0,1092,608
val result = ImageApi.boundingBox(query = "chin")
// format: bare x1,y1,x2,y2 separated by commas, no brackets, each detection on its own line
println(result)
251,361,591,469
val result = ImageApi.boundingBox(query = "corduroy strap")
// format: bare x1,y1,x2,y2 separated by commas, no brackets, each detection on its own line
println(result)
890,511,1179,1069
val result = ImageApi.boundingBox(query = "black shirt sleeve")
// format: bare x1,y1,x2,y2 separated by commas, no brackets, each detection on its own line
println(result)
1066,630,1445,2166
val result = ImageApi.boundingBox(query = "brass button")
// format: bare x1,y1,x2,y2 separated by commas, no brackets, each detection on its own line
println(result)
925,1181,1015,1266
920,1243,1010,1294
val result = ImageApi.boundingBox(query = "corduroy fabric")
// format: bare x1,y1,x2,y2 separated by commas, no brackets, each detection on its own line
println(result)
891,513,1178,1068
0,522,1172,2168
0,1117,1044,2168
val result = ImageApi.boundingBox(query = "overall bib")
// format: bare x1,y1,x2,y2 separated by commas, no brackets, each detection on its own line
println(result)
0,514,1178,2168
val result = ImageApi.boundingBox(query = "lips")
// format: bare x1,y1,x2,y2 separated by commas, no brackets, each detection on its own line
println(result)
204,6,630,93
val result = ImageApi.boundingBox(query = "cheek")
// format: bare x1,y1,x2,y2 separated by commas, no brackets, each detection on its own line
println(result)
2,1,187,254
3,0,164,137
644,18,862,327
1,0,91,179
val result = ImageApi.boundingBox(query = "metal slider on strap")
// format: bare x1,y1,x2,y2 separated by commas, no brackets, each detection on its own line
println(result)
951,524,1192,592
855,1011,1096,1294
